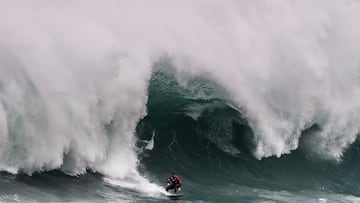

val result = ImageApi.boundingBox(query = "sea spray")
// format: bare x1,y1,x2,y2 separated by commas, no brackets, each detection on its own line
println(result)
0,1,359,192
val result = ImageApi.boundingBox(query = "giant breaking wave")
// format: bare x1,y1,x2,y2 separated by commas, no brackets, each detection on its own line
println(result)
0,0,360,195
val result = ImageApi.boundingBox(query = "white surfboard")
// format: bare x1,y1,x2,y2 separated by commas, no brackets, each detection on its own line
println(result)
166,193,184,200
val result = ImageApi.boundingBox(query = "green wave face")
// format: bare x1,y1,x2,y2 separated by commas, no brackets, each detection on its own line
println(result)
136,65,360,201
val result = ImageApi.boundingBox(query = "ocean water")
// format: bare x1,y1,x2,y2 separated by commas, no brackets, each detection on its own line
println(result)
1,0,360,202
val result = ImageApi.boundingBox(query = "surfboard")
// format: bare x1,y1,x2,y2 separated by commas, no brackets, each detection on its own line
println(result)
166,194,184,200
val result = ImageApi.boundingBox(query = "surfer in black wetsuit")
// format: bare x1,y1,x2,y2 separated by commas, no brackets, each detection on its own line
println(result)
166,172,182,193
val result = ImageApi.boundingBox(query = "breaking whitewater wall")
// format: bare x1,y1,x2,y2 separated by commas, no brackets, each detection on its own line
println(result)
0,0,360,180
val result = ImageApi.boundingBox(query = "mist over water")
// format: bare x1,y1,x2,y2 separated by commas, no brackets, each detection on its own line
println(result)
1,0,360,200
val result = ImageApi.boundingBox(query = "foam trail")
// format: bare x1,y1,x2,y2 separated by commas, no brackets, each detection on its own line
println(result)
0,1,359,193
103,173,167,198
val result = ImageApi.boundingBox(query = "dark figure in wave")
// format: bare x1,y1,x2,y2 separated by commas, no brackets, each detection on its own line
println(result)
166,172,182,194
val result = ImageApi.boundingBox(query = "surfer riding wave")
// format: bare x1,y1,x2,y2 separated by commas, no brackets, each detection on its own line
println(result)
166,172,182,194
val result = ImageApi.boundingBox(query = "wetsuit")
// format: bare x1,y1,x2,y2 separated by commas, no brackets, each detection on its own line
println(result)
166,174,182,193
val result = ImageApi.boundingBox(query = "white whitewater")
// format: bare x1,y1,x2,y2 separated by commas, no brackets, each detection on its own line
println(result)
0,0,360,195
